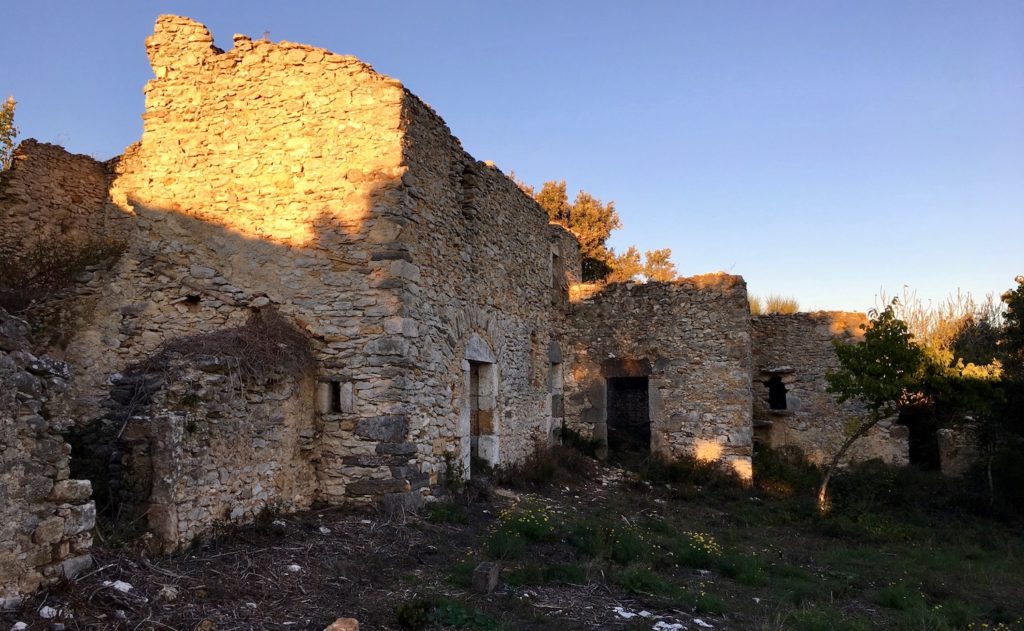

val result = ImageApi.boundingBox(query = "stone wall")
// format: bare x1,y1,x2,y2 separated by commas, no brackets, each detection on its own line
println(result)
565,276,754,479
0,309,94,606
751,312,909,465
0,140,127,258
44,15,425,507
395,93,582,485
98,353,320,552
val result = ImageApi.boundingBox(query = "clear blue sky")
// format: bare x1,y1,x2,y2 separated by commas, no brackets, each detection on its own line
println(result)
2,1,1021,312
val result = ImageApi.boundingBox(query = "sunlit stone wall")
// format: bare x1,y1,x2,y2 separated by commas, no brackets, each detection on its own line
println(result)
751,312,909,465
564,276,755,480
56,15,420,507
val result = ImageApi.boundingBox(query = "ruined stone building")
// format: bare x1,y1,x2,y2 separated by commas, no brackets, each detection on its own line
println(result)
0,16,908,600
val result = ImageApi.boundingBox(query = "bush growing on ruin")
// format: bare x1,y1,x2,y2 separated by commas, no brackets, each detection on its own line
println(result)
0,236,125,313
749,296,764,315
0,96,16,170
763,294,800,314
140,308,315,381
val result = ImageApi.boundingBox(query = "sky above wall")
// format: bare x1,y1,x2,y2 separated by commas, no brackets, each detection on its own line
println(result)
2,1,1021,312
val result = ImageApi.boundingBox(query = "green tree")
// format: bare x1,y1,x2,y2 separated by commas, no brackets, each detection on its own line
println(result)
643,248,677,282
1,96,17,170
532,180,621,281
607,246,643,282
821,301,925,512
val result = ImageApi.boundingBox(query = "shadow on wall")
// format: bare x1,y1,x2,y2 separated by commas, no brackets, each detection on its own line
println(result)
0,133,423,552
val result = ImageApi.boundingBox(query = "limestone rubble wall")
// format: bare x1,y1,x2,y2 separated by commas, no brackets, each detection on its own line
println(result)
0,309,94,605
51,15,422,504
396,92,582,484
565,276,754,479
0,140,128,258
751,313,909,465
106,356,319,552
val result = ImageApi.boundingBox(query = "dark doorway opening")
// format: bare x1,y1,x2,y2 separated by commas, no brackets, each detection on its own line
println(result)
607,376,650,458
900,404,941,470
765,375,787,410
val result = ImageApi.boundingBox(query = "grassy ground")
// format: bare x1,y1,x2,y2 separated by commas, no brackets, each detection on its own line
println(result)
4,446,1022,630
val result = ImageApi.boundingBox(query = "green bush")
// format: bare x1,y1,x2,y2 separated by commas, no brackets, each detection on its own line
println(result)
608,524,650,564
615,565,680,599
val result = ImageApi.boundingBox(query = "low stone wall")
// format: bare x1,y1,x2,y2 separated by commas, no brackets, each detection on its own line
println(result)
93,354,321,552
0,309,94,606
751,312,909,465
566,276,754,479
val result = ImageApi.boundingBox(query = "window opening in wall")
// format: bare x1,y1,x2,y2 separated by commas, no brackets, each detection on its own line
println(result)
607,376,650,460
329,381,343,413
184,294,201,312
766,375,787,410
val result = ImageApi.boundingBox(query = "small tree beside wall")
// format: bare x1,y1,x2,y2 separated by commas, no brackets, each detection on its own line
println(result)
820,301,925,513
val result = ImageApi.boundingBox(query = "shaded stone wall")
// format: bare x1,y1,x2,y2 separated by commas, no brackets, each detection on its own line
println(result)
751,312,909,465
0,309,94,605
0,140,127,258
102,355,319,552
396,93,582,485
565,276,754,479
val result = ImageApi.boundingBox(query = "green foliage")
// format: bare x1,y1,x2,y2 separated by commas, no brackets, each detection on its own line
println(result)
607,523,650,564
784,607,872,631
495,502,557,542
395,597,498,630
505,562,586,586
447,557,476,587
0,96,16,170
495,444,593,490
607,245,643,282
532,180,621,281
614,565,681,599
556,426,603,458
637,454,745,497
425,500,468,524
607,246,678,283
828,301,926,417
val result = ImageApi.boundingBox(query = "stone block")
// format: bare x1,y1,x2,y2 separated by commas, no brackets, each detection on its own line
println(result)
324,619,360,631
346,479,409,495
354,415,408,442
376,442,417,455
472,562,500,593
64,502,96,536
60,554,93,580
51,479,92,502
379,491,423,515
33,517,66,545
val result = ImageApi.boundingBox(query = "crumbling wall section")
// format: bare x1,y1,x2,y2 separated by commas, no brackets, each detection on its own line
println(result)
395,92,582,487
566,276,754,479
751,312,909,465
0,309,93,605
0,140,127,258
104,355,320,552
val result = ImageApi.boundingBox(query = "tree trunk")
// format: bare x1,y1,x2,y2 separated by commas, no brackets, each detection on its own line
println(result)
817,414,881,514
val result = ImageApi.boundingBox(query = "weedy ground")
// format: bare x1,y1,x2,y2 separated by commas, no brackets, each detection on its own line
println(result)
4,445,1022,630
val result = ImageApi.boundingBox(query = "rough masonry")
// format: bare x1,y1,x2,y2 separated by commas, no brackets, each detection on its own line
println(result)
0,14,911,598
